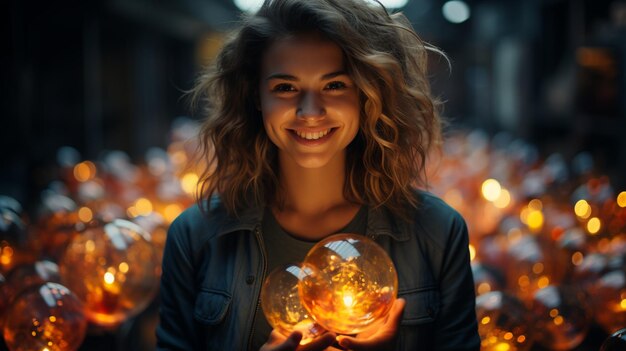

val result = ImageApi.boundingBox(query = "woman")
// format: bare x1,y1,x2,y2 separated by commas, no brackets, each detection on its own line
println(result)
157,0,479,350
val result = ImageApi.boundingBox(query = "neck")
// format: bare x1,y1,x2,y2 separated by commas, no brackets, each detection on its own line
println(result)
275,152,350,215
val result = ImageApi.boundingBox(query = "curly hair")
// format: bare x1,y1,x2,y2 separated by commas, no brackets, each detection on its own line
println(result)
191,0,444,218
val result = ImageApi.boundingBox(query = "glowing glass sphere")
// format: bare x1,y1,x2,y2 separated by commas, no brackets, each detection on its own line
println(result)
299,233,397,335
530,285,591,350
475,291,533,351
59,219,159,328
2,282,87,351
261,264,325,344
1,202,33,274
3,260,61,306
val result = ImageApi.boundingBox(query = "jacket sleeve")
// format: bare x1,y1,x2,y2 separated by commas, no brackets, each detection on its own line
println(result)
156,214,201,350
434,212,480,350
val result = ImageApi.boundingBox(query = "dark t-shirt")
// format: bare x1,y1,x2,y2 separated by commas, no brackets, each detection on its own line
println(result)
251,206,368,350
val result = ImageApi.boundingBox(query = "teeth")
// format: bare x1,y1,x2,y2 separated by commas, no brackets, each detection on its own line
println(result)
296,129,330,140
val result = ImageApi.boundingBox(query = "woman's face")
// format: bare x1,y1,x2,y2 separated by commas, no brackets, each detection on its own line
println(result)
259,32,360,170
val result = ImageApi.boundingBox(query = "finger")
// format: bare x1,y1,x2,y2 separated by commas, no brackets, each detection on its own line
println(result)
298,332,336,351
268,331,303,351
387,297,406,329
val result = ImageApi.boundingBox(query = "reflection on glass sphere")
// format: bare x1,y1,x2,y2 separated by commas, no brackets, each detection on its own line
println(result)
476,291,533,351
600,327,626,351
3,260,61,306
590,270,626,334
531,285,591,350
2,282,87,351
299,233,397,335
59,219,159,328
261,264,325,344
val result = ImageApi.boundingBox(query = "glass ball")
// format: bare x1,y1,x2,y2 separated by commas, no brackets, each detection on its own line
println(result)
530,285,592,350
1,204,34,274
299,233,397,335
2,282,87,351
475,291,533,351
590,270,626,334
600,327,626,351
261,264,325,344
59,219,159,328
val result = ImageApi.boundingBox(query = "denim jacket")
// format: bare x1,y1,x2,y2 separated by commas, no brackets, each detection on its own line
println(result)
156,190,480,350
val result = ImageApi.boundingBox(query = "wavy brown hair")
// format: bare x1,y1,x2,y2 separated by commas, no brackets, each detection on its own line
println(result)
192,0,444,218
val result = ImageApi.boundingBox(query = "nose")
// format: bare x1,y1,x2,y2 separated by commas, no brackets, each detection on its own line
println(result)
296,91,325,120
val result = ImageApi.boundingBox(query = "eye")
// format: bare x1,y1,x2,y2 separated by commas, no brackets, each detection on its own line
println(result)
325,81,347,90
271,83,296,93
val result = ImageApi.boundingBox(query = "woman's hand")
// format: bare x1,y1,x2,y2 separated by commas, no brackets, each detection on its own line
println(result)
335,298,406,351
260,330,337,351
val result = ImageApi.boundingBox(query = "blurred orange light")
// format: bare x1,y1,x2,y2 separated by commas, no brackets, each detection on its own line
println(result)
617,191,626,208
73,161,96,182
574,200,592,219
78,207,93,222
587,217,601,235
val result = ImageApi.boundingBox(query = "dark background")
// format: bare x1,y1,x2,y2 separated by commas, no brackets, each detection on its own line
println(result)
1,0,625,350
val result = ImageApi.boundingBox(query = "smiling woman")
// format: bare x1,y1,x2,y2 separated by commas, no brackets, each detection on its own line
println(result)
156,0,480,350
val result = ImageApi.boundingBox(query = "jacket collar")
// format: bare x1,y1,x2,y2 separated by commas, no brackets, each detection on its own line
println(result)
214,199,410,242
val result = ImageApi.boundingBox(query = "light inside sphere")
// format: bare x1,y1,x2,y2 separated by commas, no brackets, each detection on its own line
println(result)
261,264,324,344
2,282,87,351
59,219,159,328
299,233,397,335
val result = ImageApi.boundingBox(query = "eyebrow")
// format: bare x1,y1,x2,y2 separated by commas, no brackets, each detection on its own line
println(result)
265,70,348,81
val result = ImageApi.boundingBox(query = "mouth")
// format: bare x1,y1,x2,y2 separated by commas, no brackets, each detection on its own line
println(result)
288,128,337,143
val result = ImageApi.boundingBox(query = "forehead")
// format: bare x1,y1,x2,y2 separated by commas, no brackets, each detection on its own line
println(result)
261,32,345,77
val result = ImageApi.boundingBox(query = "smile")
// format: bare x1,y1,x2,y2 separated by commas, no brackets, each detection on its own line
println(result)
294,129,331,140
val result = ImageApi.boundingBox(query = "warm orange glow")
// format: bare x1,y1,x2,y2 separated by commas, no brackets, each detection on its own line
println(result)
527,210,544,232
469,244,476,261
520,207,530,224
164,203,183,223
78,207,93,222
127,206,139,218
517,335,526,343
532,263,544,274
73,161,96,182
494,342,510,351
587,217,601,234
550,309,559,318
518,275,530,287
574,200,592,219
481,316,491,325
481,179,502,202
104,272,115,285
537,276,550,288
504,332,513,340
49,316,56,323
528,199,543,211
572,252,584,266
617,192,626,208
477,283,492,295
493,189,511,209
134,198,153,216
553,315,564,325
119,262,129,273
181,173,200,195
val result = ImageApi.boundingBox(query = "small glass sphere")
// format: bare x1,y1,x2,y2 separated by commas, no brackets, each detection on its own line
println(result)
59,219,160,328
590,270,626,334
261,264,325,344
2,282,87,351
600,327,626,351
299,233,397,335
475,291,533,351
530,285,592,350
